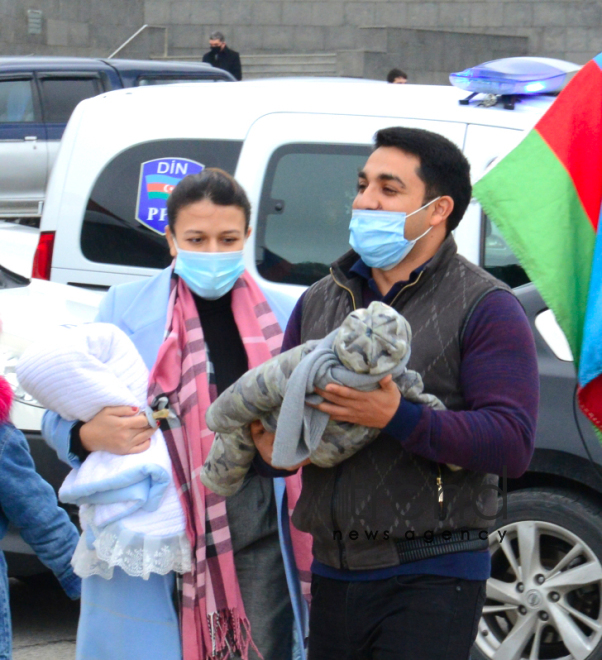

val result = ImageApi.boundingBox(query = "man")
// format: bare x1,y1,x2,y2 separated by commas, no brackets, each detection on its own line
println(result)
202,30,242,81
253,127,539,660
387,68,408,83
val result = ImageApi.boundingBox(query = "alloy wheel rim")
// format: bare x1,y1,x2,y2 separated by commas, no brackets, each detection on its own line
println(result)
475,520,602,660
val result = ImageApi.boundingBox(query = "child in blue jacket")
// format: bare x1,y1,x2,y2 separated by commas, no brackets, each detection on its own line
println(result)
0,373,81,659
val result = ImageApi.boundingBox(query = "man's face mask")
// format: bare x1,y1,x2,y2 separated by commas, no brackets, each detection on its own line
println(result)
348,197,440,270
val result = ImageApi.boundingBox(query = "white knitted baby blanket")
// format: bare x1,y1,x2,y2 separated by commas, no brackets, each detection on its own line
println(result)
16,323,190,579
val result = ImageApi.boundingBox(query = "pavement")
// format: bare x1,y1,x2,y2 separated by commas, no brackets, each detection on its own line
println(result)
10,574,79,660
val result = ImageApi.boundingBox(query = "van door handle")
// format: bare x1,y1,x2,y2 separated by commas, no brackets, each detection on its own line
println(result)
24,136,38,141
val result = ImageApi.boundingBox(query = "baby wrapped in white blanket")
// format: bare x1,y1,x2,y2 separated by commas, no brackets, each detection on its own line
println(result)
16,323,190,580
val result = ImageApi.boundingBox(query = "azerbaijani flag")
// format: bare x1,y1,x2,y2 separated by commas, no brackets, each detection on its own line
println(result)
473,53,602,437
145,174,179,200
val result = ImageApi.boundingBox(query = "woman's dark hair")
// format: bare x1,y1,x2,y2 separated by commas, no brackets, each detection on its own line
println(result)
374,127,471,234
167,168,251,233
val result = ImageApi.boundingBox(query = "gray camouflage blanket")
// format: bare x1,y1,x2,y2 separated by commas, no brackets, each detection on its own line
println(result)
201,301,446,497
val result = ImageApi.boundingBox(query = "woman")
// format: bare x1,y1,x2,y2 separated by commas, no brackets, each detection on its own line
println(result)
42,169,311,660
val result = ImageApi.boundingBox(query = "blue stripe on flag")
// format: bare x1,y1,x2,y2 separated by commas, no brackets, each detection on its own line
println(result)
579,205,602,386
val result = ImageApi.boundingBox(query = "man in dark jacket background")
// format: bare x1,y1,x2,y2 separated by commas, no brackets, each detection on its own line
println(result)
202,31,242,81
251,127,539,660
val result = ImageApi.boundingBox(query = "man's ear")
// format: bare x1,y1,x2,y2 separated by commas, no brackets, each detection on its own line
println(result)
246,226,252,240
429,196,454,228
165,226,177,259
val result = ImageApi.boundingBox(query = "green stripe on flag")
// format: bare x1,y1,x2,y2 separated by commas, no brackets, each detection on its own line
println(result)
474,130,596,365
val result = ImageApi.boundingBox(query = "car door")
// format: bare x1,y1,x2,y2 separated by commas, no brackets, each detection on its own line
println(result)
36,73,105,185
0,76,48,218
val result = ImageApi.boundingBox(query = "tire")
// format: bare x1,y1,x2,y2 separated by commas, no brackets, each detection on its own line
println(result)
471,488,602,660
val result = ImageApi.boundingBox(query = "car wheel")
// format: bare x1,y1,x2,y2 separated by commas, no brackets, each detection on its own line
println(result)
472,488,602,660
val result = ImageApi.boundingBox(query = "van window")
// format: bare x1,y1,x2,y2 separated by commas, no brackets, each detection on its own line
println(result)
81,139,242,269
256,143,371,286
481,214,530,288
0,79,35,122
39,76,103,123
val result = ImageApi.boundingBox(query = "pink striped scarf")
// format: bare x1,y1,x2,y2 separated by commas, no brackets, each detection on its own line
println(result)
148,272,311,660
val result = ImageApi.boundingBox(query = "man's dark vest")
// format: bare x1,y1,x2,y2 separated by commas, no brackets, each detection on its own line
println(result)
291,236,511,570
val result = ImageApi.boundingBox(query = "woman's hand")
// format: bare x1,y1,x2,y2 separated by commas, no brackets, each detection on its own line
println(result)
80,406,156,454
250,419,275,465
249,420,311,470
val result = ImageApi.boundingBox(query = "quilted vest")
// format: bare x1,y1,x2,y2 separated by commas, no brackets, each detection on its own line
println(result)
291,236,511,570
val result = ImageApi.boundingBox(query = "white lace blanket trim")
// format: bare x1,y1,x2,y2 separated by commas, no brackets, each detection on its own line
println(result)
72,508,192,580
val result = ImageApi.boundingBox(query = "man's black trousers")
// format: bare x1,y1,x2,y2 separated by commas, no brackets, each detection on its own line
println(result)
308,573,487,660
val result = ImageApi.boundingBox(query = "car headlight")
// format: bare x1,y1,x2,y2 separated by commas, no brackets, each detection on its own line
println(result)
0,345,43,408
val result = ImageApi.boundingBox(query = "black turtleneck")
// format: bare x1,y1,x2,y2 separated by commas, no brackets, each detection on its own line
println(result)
193,290,248,395
194,290,288,479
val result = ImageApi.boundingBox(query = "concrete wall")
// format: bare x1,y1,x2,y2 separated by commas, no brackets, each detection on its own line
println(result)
0,0,145,58
0,0,600,73
338,27,528,84
143,0,601,66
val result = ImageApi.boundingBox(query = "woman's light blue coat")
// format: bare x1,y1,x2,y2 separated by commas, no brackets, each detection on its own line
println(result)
42,267,308,660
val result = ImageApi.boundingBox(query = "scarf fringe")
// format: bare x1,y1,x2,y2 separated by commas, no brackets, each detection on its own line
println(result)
207,608,262,660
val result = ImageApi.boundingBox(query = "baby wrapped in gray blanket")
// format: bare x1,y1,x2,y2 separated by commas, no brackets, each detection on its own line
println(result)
201,301,449,497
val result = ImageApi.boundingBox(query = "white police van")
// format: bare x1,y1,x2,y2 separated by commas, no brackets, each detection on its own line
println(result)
4,60,602,660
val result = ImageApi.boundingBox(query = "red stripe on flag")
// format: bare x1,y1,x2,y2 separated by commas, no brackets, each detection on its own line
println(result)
578,377,602,431
535,60,602,231
147,183,175,193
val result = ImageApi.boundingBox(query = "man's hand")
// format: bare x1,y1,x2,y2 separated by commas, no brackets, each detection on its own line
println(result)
80,406,156,455
315,374,401,428
249,420,311,470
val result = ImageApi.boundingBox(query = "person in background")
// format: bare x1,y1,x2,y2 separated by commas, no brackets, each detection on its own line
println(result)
387,68,408,83
203,31,242,81
0,321,81,660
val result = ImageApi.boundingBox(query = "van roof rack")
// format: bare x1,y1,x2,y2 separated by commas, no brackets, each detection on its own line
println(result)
450,57,581,110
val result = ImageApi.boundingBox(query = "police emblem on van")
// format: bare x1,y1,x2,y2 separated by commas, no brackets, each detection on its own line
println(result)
135,158,204,234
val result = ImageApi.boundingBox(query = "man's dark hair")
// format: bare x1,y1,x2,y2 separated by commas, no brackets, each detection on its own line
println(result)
386,68,407,83
209,30,225,42
374,127,471,234
167,168,251,233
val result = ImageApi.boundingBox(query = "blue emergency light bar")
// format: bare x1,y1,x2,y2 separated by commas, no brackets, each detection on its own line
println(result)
450,57,581,96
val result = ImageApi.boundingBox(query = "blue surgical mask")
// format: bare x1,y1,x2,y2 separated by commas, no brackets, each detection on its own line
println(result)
173,240,245,300
349,197,441,270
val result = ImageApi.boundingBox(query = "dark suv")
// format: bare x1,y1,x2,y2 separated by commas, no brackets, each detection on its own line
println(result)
0,56,233,220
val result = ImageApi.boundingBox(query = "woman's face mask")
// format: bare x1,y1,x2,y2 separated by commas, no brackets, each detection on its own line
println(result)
173,243,245,300
168,200,248,299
